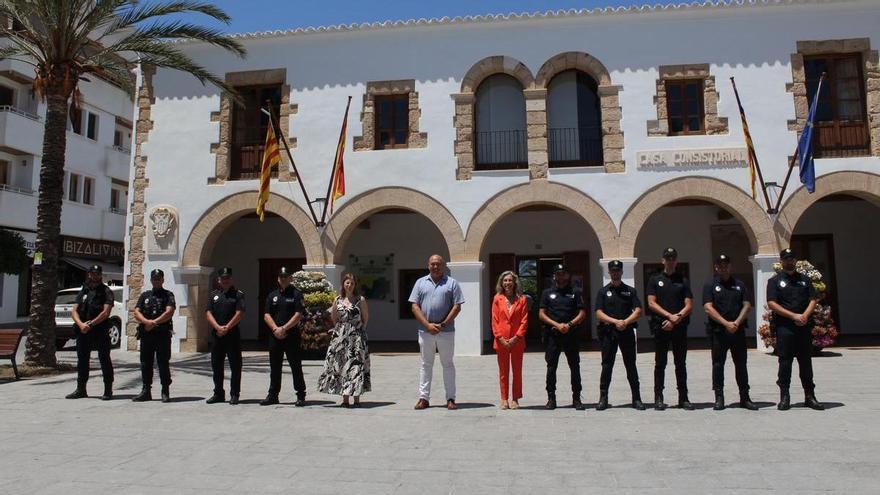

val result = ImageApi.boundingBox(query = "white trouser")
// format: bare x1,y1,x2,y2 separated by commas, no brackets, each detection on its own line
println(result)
418,330,456,401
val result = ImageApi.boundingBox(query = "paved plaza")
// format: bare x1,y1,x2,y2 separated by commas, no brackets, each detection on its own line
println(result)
1,343,879,494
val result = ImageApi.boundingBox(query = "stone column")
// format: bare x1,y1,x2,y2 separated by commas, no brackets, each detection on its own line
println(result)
173,265,215,353
447,261,484,356
524,88,548,180
750,254,777,353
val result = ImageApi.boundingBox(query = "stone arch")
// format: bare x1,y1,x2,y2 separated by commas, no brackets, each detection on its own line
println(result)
463,180,618,260
181,191,323,267
460,55,535,93
619,177,776,257
535,51,612,88
775,171,880,245
322,187,466,264
535,51,625,174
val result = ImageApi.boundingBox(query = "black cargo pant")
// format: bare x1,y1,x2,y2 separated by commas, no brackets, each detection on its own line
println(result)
268,332,306,398
599,327,640,399
140,329,172,388
544,329,581,398
653,325,688,395
211,332,242,396
776,324,815,393
709,326,749,393
76,327,114,386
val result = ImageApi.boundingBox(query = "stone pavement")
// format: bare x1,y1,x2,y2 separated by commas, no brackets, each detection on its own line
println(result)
1,343,879,494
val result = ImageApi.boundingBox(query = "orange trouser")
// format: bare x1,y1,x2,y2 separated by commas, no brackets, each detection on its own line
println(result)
497,345,524,400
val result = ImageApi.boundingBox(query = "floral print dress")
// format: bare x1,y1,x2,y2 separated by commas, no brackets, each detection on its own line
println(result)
317,296,371,396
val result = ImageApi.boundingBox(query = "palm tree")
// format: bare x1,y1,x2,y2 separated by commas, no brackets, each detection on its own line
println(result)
0,0,246,367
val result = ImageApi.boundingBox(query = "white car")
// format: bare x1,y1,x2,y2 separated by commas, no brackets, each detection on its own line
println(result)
54,286,124,349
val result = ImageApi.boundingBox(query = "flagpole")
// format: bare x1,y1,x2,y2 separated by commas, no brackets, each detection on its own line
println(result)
319,96,352,226
263,101,321,227
730,77,774,212
772,72,826,213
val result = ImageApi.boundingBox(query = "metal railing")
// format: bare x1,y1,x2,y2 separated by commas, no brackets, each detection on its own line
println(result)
108,207,126,215
0,105,39,121
110,145,131,154
548,126,603,167
474,129,527,170
0,183,34,195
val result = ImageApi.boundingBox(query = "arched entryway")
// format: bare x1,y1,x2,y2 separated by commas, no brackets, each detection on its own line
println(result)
179,191,321,351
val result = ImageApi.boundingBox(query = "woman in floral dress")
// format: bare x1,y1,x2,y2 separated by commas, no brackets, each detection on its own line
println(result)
317,272,371,407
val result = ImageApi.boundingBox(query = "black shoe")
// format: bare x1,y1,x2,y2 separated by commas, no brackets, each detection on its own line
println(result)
260,394,279,406
805,394,825,411
546,397,557,410
713,392,725,411
678,394,694,410
596,393,609,411
206,393,225,404
739,392,758,411
229,395,240,405
778,390,791,411
654,393,667,411
132,387,152,402
100,384,113,401
573,397,585,411
294,397,306,407
632,399,646,411
65,387,87,399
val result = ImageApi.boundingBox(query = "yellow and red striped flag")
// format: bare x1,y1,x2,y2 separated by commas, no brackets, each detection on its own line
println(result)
328,100,350,214
256,123,281,222
732,82,759,199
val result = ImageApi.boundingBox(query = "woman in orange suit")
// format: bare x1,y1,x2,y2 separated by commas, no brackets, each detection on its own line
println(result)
492,270,528,410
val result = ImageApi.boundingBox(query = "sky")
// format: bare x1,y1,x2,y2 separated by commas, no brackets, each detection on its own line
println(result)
176,0,685,34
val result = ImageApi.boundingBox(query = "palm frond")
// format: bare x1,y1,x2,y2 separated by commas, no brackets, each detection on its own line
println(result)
107,20,246,57
107,0,232,34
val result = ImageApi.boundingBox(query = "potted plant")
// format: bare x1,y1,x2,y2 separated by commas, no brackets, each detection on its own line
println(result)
290,271,335,358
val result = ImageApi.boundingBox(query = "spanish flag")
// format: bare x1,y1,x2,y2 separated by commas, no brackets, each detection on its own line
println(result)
256,122,281,222
328,98,351,214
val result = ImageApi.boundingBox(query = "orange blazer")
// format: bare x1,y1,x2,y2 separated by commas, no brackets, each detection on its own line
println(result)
491,294,528,351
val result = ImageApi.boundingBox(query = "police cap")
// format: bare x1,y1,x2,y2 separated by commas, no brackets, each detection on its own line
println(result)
608,260,623,271
150,268,164,279
552,263,568,273
662,247,678,259
218,267,233,278
779,248,796,260
88,264,102,274
715,254,731,264
278,266,292,277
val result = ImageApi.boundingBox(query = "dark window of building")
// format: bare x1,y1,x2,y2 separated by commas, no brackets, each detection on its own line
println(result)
374,94,409,149
474,74,527,170
665,79,704,135
0,159,9,186
69,105,83,135
547,70,603,167
804,53,870,157
0,85,13,107
86,112,98,140
230,85,282,180
68,173,80,201
82,177,94,205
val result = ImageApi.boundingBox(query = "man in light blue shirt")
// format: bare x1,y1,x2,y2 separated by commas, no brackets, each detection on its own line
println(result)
409,254,464,410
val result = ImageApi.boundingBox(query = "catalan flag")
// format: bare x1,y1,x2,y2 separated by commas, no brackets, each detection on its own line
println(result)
731,82,760,200
256,122,281,222
328,98,351,215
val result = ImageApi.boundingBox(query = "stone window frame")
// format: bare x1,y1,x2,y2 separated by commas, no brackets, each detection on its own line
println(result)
452,53,626,181
353,79,427,151
647,64,728,137
208,68,297,184
786,38,880,157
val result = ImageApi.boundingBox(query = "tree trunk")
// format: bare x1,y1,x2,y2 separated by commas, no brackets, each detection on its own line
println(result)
24,86,71,368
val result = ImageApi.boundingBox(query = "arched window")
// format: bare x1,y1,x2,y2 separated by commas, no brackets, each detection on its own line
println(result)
547,70,602,167
474,74,527,170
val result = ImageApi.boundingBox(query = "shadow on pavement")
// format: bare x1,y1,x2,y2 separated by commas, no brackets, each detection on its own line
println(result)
454,402,494,410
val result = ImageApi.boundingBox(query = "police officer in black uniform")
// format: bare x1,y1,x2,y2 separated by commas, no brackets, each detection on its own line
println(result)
261,266,307,406
768,248,823,411
702,254,757,411
65,265,115,400
595,260,645,411
132,269,176,403
205,267,245,405
647,247,694,410
539,264,587,410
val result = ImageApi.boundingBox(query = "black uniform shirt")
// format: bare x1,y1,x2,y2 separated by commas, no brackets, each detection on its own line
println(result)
595,282,641,333
540,284,586,334
265,285,305,333
136,288,176,333
75,283,114,331
647,271,693,326
702,275,750,330
767,271,817,328
206,287,245,334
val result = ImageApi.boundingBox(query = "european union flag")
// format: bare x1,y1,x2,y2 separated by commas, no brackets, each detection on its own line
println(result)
798,76,824,193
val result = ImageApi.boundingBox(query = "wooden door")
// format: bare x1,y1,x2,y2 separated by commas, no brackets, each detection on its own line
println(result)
257,258,305,341
790,235,838,323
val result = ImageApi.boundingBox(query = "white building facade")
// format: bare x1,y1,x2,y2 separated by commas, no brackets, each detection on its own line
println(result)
0,33,134,325
125,0,880,354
